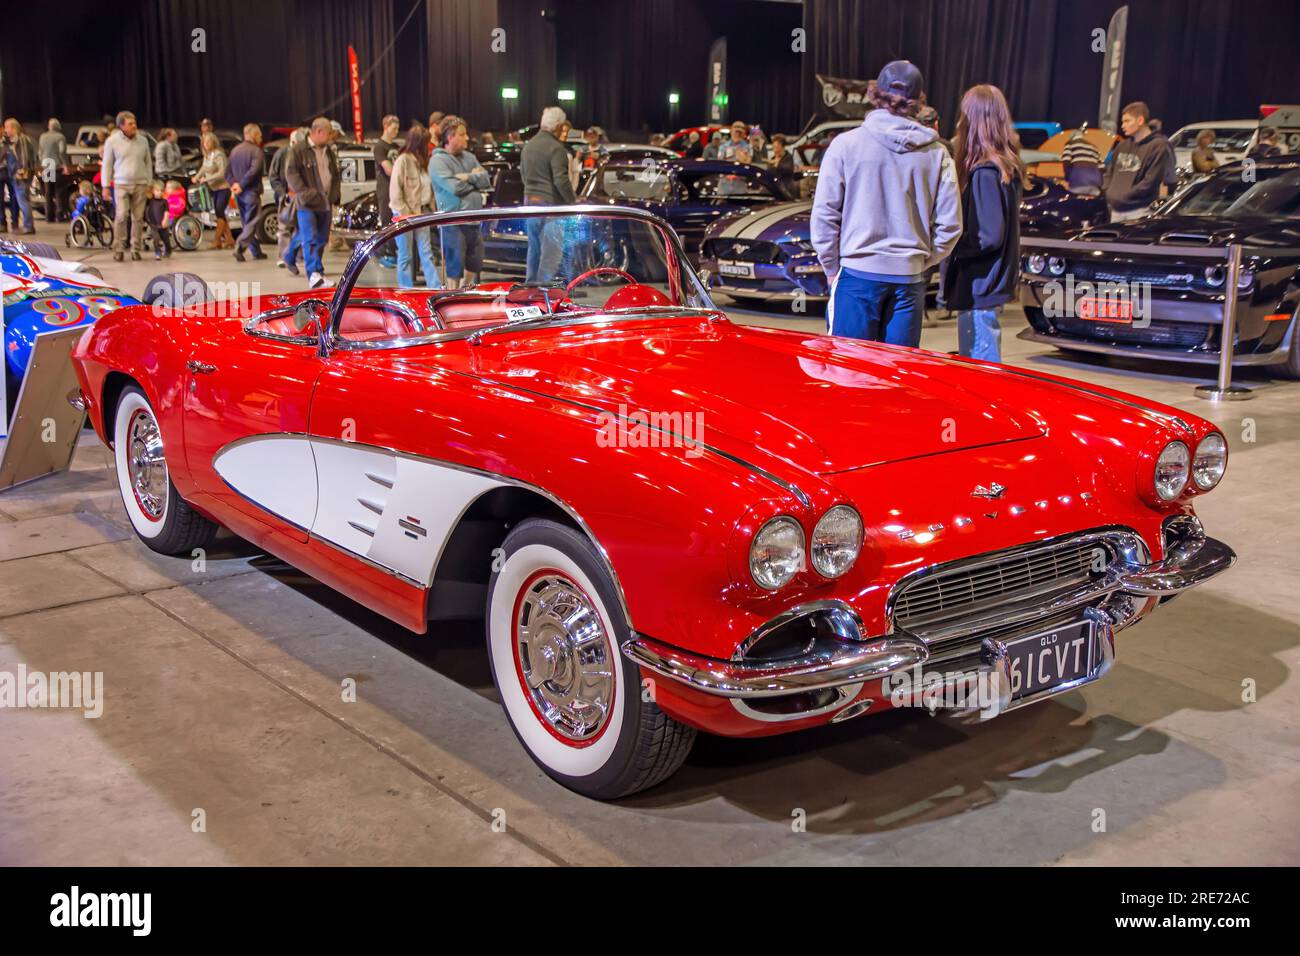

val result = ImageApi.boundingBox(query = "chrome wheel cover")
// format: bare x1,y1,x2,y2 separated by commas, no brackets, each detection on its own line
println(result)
127,408,167,520
514,574,615,743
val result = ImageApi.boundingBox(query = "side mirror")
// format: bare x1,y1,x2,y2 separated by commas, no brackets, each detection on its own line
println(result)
293,299,329,333
293,299,333,358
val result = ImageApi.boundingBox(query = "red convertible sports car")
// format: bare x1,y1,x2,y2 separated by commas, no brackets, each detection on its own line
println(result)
71,206,1235,799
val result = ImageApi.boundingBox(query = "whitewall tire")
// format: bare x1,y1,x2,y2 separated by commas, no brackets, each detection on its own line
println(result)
487,519,695,798
112,386,218,555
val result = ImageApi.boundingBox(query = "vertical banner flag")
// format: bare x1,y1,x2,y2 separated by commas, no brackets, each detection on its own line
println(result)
707,38,728,125
348,45,364,144
1098,5,1128,133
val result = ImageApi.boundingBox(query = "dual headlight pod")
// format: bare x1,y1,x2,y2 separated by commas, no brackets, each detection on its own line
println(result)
1152,433,1227,501
750,506,863,590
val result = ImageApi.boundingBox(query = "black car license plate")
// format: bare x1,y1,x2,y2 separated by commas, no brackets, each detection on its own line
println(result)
1006,620,1095,700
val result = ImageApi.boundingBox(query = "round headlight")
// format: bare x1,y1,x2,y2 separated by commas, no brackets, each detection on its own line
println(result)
1204,265,1225,287
811,505,863,578
1154,441,1191,501
1192,433,1227,490
1237,268,1255,291
1047,255,1067,276
750,517,805,590
1027,254,1047,274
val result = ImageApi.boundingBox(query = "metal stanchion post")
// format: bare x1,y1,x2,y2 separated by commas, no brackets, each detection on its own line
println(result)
1195,243,1253,402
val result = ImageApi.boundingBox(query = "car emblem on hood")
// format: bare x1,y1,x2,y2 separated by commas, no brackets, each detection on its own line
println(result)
971,482,1007,499
731,242,748,256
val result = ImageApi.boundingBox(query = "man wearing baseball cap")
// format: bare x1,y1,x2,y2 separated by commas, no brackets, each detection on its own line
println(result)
812,59,962,346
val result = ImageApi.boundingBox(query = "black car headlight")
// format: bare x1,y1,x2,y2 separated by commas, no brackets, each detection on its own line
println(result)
1047,256,1067,276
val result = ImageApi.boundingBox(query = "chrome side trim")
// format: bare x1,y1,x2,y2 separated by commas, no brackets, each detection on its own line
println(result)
1117,533,1235,595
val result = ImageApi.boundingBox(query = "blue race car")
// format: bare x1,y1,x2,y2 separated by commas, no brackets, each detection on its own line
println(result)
2,238,142,402
699,174,1109,305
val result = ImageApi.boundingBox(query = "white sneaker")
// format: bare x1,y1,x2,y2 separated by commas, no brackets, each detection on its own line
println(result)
276,259,286,269
309,272,331,289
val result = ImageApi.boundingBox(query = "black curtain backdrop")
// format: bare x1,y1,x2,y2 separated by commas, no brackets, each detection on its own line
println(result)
803,0,1300,136
3,1,1299,140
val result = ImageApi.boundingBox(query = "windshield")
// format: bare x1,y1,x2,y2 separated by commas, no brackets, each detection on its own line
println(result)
1167,164,1300,218
330,210,714,346
1170,126,1256,151
586,166,676,201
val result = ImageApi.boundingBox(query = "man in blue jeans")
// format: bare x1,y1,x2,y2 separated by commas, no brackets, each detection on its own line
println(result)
229,123,267,262
811,60,961,347
284,117,340,289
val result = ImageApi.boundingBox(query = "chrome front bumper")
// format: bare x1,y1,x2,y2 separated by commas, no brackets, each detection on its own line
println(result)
622,533,1235,700
1016,328,1290,367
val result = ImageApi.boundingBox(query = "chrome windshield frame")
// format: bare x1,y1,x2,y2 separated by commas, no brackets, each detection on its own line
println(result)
324,204,717,353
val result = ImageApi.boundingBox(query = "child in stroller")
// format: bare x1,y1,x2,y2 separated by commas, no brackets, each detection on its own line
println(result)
66,180,114,248
137,180,203,254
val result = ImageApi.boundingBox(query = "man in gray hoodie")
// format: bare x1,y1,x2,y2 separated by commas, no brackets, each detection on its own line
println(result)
101,110,153,261
811,61,961,347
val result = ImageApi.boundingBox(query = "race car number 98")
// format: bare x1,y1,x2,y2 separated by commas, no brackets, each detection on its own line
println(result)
30,296,120,326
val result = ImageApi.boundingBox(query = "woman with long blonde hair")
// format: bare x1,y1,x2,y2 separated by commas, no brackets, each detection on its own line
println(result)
192,131,235,249
940,84,1024,362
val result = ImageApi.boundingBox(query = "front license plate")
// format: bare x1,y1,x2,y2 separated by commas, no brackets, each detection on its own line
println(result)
718,260,754,278
1006,620,1095,701
1076,296,1132,323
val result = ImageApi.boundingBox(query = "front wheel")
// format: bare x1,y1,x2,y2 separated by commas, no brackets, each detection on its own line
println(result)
486,519,695,799
112,386,219,555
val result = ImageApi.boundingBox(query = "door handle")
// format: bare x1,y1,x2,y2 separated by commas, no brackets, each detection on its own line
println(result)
186,360,217,374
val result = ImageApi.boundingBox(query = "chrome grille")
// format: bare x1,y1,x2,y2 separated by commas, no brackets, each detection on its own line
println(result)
891,535,1116,644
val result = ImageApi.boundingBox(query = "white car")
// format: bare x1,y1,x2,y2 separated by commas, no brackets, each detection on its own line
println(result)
1168,120,1258,174
786,120,859,167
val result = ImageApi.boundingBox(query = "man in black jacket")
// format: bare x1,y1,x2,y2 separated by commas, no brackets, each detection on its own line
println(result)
285,117,341,288
229,123,267,262
520,106,575,283
1104,101,1176,222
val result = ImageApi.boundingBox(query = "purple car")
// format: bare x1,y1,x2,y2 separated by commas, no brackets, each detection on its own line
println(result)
700,176,1109,306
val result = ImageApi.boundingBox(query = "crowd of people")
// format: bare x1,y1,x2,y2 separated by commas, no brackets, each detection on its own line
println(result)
3,77,1283,352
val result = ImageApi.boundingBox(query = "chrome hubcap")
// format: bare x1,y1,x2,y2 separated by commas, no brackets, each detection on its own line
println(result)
127,409,167,519
515,574,614,742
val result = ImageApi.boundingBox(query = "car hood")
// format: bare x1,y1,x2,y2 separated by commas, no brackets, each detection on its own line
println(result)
465,315,1046,475
1076,214,1300,248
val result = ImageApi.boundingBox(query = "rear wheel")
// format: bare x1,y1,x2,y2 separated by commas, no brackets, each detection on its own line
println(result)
1274,310,1300,379
486,519,695,799
112,387,219,554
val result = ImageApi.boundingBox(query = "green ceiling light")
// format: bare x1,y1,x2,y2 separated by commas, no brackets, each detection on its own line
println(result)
501,87,519,100
557,89,576,101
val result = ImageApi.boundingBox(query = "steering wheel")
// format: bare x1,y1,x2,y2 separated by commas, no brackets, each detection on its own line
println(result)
566,267,636,293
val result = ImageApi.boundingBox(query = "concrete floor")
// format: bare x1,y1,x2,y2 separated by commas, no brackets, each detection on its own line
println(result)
1,219,1298,865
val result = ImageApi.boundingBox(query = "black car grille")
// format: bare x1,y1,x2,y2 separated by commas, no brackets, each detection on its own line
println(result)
1051,316,1211,348
702,238,786,264
891,535,1117,653
1065,264,1206,290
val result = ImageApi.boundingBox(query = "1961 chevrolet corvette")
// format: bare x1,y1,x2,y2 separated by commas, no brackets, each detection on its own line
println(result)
70,206,1235,799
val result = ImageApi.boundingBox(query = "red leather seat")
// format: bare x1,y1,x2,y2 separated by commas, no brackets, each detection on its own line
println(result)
259,315,314,337
437,300,510,330
338,306,409,342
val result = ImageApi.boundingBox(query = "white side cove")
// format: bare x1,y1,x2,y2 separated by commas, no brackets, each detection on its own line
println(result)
213,435,505,586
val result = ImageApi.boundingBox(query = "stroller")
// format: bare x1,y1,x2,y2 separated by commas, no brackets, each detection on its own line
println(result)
66,186,114,248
